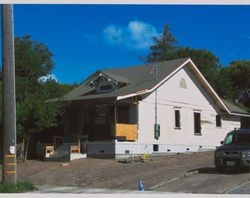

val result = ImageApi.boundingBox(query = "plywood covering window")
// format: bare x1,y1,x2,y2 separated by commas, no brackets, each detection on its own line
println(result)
216,115,222,127
175,110,181,129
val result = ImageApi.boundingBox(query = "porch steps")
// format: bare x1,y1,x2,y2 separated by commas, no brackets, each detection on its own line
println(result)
70,153,87,161
45,143,86,162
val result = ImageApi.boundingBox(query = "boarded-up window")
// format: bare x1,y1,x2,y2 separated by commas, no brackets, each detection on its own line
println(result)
216,115,222,127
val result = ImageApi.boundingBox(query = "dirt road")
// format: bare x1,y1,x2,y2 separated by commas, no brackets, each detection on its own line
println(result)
15,152,214,191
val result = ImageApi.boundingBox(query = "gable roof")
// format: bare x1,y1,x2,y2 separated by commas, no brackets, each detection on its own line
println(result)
62,58,189,101
60,58,250,117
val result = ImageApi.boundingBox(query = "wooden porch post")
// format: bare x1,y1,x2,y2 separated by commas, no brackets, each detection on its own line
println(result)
113,104,117,138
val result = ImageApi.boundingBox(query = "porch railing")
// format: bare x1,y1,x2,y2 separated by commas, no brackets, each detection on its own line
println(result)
45,145,55,158
69,145,80,153
115,123,138,141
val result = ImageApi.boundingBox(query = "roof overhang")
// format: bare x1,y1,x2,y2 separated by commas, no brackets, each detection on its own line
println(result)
117,59,191,100
117,58,250,117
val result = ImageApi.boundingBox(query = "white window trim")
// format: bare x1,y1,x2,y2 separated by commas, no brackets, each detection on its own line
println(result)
174,107,181,129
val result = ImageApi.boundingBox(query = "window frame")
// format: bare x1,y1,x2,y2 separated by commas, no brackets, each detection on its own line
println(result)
194,111,201,135
216,115,222,127
174,109,181,129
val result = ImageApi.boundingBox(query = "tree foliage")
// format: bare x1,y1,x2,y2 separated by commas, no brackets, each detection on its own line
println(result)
15,35,53,81
1,35,76,160
146,25,177,63
219,61,250,110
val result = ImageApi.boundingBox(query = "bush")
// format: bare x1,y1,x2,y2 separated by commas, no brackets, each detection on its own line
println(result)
0,182,36,193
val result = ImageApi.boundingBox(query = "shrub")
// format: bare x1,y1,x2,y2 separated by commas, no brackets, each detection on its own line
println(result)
0,182,36,193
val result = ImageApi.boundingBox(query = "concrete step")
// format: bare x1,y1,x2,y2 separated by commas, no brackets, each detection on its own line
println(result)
45,155,70,162
70,153,87,161
51,151,69,157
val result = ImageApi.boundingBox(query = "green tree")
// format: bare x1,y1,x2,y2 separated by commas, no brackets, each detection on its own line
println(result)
221,61,250,110
15,35,53,81
12,35,75,161
146,25,177,63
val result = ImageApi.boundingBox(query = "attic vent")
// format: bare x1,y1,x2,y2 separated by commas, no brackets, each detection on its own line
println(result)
179,78,187,89
100,84,112,91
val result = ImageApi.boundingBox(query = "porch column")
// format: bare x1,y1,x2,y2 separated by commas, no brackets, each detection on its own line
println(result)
113,104,117,138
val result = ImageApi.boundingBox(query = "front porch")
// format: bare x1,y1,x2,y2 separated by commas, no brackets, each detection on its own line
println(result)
38,98,140,160
63,98,139,143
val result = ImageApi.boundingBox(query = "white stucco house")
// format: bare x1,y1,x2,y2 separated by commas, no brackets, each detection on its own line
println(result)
51,58,250,159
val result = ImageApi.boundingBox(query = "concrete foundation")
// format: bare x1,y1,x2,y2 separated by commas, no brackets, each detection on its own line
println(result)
86,140,216,159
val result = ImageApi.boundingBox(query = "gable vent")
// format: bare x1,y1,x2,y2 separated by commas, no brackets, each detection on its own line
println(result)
179,78,187,89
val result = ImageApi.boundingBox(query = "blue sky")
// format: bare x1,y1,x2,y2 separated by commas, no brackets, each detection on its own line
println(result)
2,5,250,83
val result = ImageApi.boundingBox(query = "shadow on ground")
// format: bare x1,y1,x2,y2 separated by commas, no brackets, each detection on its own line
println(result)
187,167,250,175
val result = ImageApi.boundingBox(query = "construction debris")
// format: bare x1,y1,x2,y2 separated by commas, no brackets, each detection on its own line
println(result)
118,154,152,163
60,163,69,167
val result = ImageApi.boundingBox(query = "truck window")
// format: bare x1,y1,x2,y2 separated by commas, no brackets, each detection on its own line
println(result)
235,133,250,144
224,133,233,145
224,132,250,145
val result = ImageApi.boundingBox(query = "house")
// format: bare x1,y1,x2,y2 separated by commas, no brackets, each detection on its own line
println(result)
44,58,250,159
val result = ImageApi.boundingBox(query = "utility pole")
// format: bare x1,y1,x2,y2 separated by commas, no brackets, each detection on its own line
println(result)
2,4,17,184
151,63,160,140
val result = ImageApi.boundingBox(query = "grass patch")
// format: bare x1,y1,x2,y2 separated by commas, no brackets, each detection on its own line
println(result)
0,181,37,193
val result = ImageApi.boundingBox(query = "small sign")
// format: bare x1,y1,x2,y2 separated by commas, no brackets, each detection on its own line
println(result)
9,146,16,154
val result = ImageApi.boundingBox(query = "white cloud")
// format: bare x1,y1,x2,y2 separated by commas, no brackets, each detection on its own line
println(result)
38,74,59,83
103,20,159,50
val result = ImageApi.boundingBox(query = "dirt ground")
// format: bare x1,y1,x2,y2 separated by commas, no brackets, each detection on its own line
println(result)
15,151,214,191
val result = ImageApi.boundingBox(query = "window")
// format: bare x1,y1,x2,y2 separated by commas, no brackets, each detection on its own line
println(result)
100,84,112,91
194,112,201,134
224,133,233,145
216,115,222,127
175,110,181,128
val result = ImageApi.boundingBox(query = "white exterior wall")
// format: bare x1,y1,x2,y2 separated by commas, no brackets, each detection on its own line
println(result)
85,65,241,158
132,66,240,154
